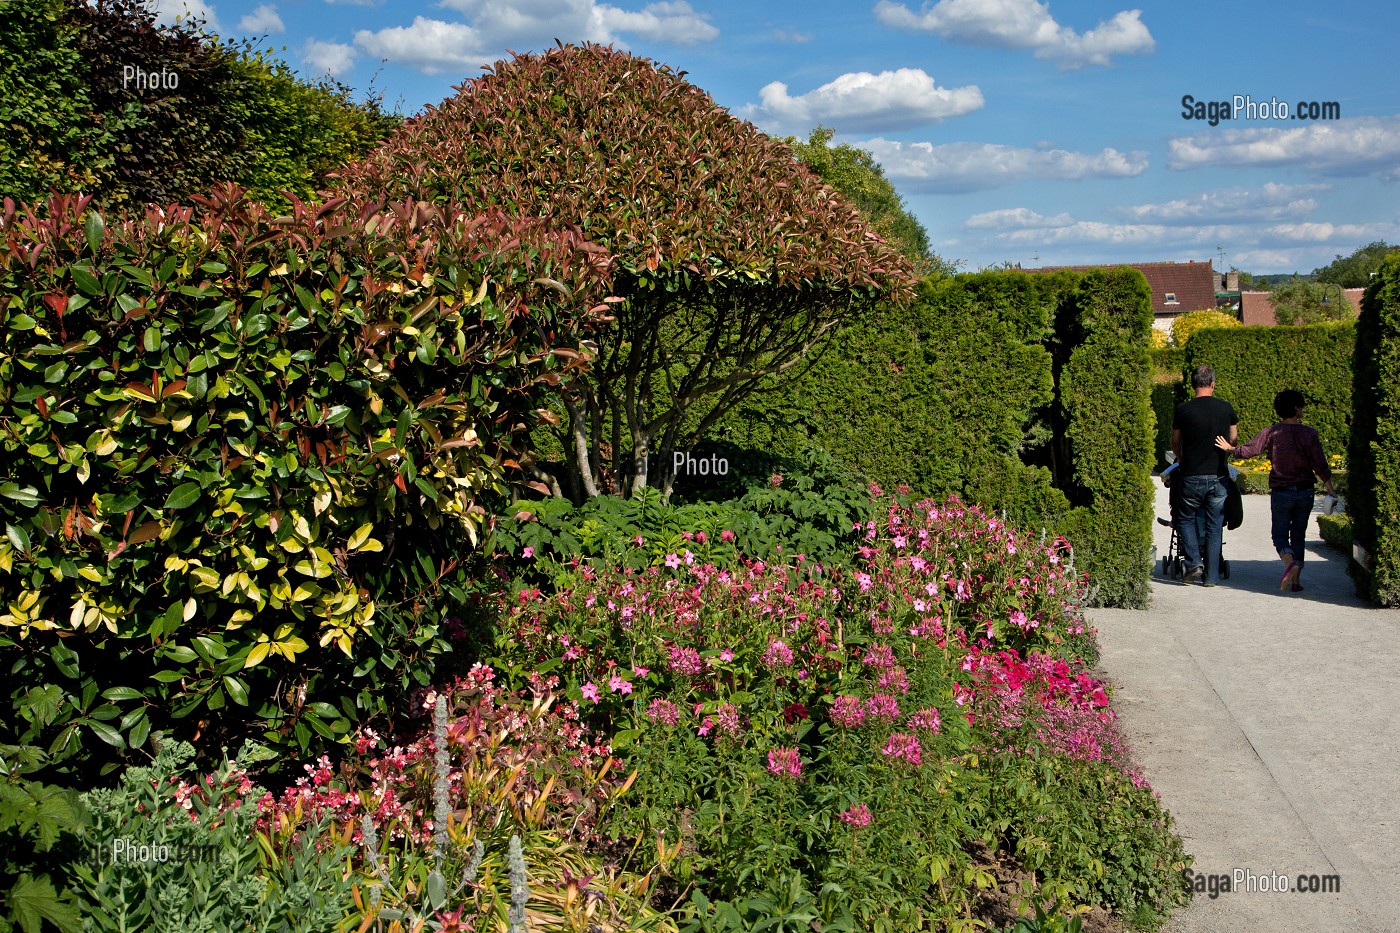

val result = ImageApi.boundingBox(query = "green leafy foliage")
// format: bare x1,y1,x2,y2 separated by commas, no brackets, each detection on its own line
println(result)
0,188,612,775
1168,309,1240,348
1313,240,1397,288
335,43,916,499
491,449,873,579
71,741,357,932
1183,323,1353,459
786,127,953,278
1347,254,1400,604
0,773,85,933
0,0,398,214
1269,279,1356,326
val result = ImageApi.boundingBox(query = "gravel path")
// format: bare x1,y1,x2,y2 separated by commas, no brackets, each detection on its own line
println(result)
1091,485,1400,932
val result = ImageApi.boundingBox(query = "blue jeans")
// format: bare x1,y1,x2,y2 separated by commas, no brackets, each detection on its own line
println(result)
1271,487,1314,568
1179,475,1227,583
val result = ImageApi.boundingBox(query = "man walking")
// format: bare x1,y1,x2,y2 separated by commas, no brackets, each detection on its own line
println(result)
1172,365,1238,586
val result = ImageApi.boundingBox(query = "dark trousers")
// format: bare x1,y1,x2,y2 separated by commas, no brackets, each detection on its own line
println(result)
1179,475,1227,584
1270,486,1314,568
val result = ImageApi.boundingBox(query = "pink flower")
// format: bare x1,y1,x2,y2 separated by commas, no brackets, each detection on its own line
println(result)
634,535,645,546
695,531,708,544
840,804,873,827
831,695,866,728
609,675,632,695
720,529,735,543
720,649,734,662
646,699,680,726
633,666,650,677
667,645,706,677
881,732,922,765
856,573,873,592
762,640,795,668
580,682,599,702
908,707,942,733
766,746,802,779
862,644,896,669
522,546,535,558
716,703,742,736
665,553,682,569
863,693,902,722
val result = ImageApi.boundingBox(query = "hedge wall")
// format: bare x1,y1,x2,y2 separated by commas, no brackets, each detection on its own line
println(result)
0,188,611,776
1183,323,1354,458
714,271,1067,531
1150,347,1187,470
1347,255,1400,605
712,268,1156,608
1055,268,1157,609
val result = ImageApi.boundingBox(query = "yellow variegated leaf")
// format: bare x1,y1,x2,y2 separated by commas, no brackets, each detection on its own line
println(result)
346,523,373,551
244,642,271,669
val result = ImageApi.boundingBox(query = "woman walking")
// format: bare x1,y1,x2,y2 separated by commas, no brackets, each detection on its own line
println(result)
1215,390,1335,592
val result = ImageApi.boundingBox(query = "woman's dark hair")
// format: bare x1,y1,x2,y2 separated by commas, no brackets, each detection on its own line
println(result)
1274,389,1306,420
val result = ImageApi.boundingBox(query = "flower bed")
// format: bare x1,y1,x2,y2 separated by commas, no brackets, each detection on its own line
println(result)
488,495,1190,929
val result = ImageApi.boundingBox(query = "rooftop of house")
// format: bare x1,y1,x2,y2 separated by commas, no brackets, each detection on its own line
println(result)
1021,260,1220,315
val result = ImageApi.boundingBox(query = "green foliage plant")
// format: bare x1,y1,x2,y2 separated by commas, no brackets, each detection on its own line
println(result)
334,43,917,502
0,762,85,933
1313,241,1396,288
1168,309,1240,348
1347,254,1400,604
0,188,613,774
1270,278,1357,326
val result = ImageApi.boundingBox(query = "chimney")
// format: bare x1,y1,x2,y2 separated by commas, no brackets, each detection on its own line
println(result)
1226,270,1239,291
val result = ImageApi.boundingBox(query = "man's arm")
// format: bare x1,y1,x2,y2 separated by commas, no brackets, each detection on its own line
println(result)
1171,427,1183,463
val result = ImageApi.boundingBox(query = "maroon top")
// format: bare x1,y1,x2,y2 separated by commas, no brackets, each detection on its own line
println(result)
1232,423,1332,490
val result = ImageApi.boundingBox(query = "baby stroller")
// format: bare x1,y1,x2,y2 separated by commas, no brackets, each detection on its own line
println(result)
1158,455,1239,581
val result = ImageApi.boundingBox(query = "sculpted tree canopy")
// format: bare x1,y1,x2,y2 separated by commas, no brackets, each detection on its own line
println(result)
335,43,917,500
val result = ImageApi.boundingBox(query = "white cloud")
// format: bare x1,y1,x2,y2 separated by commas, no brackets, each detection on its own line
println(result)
862,138,1147,192
873,0,1153,67
147,0,220,31
1119,183,1328,225
303,38,358,77
355,0,717,74
1168,116,1400,179
326,0,379,5
1266,222,1393,242
740,68,983,134
772,28,812,43
964,208,1074,230
238,3,284,33
596,1,718,43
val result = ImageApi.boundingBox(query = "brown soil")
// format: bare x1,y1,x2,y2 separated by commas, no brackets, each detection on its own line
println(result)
968,840,1123,933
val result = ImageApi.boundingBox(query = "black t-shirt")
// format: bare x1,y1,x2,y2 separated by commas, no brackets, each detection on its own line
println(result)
1173,396,1238,477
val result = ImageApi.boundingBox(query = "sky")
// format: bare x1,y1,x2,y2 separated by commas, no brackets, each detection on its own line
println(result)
150,0,1400,274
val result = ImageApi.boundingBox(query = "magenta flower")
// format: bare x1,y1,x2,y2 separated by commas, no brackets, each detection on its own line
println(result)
882,732,922,766
720,529,735,542
580,682,599,702
720,649,735,662
863,693,902,722
766,746,802,780
856,573,873,592
716,703,742,737
522,546,535,558
840,804,873,827
609,675,632,695
646,698,680,726
908,707,942,733
762,640,795,668
665,553,682,569
831,695,866,728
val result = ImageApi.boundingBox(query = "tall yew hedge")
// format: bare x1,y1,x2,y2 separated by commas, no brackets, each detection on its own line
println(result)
1348,255,1400,605
714,268,1156,607
0,188,612,775
1183,323,1354,457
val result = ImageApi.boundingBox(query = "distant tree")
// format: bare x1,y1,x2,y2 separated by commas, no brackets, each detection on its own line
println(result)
787,127,955,277
1272,278,1356,325
1235,269,1269,291
1313,241,1395,288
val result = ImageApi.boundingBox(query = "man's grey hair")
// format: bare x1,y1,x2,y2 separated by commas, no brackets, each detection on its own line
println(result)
1191,364,1216,390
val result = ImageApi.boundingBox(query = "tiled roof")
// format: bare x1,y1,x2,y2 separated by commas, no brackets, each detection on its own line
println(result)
1023,260,1219,315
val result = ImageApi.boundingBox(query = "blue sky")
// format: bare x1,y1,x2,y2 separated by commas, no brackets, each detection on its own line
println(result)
154,0,1400,274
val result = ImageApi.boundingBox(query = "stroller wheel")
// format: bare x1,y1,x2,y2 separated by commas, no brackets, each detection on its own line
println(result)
1161,556,1171,577
1221,559,1230,580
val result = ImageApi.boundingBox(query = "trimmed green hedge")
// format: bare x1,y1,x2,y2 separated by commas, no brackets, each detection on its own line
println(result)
712,268,1156,607
1347,255,1400,605
1183,323,1354,458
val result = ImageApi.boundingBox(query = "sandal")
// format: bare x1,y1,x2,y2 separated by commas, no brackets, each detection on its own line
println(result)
1279,561,1298,591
